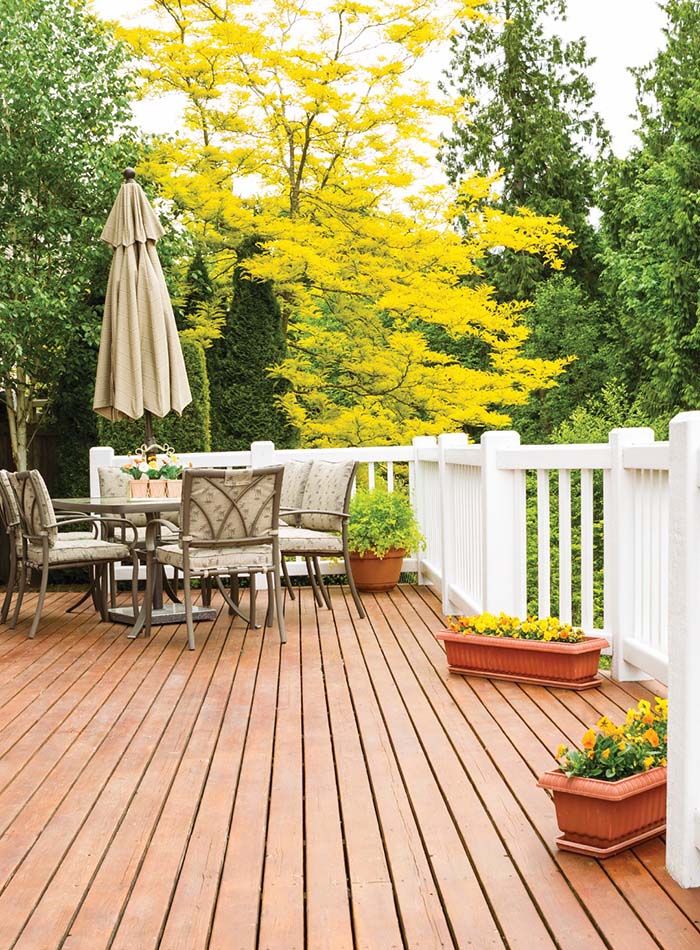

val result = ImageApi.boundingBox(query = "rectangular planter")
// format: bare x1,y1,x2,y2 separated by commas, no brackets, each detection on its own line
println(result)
435,630,608,689
537,766,667,857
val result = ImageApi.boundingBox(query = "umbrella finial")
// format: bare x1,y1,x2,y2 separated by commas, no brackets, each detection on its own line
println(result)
123,167,136,182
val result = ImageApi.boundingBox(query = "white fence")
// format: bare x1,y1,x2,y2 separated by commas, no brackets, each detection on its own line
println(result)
91,410,700,886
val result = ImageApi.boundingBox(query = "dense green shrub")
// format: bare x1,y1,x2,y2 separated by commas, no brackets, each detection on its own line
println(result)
207,236,296,450
97,337,211,454
347,487,423,558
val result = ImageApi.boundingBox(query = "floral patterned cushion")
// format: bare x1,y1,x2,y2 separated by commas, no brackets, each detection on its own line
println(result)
184,468,279,542
157,543,274,572
300,460,355,532
278,525,343,554
26,537,130,566
280,459,313,526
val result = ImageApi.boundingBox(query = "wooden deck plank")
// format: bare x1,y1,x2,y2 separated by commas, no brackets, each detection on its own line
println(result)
297,585,354,949
257,595,305,950
348,592,504,948
207,605,284,949
317,592,404,950
0,586,692,949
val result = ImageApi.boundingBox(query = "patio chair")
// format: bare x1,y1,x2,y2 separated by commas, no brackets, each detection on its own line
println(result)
9,470,139,638
279,459,365,619
0,470,97,625
134,466,286,650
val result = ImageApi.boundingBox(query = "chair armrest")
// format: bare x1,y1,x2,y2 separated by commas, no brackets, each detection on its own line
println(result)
280,508,348,520
144,517,180,551
52,516,139,546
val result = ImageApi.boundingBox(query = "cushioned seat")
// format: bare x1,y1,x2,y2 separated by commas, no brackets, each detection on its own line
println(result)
278,525,343,554
157,543,273,572
27,537,131,566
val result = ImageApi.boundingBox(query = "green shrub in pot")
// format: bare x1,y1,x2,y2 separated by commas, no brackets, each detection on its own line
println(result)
346,487,423,592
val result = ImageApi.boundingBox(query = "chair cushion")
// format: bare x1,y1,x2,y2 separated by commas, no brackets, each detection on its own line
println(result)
157,543,274,572
27,537,131,566
280,459,313,526
279,525,343,554
300,459,355,532
14,528,95,556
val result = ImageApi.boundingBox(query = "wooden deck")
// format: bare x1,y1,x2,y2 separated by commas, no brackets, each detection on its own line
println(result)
0,584,696,949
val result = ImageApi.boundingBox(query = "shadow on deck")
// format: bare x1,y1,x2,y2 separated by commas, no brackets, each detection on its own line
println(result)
0,584,695,949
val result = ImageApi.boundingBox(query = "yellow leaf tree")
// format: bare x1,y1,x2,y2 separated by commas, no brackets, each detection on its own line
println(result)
124,0,573,445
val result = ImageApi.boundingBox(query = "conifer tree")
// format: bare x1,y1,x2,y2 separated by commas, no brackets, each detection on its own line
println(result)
207,237,296,450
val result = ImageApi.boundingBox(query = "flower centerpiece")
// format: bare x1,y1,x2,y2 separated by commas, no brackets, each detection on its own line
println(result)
347,487,424,592
121,451,185,499
435,612,608,689
537,697,668,857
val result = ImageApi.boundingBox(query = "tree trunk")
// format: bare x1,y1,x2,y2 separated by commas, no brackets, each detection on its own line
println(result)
5,385,29,471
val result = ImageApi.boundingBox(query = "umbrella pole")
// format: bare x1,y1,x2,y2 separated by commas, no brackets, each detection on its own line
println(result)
145,409,154,449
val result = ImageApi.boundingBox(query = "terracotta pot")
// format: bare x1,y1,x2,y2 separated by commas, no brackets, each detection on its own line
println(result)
165,479,182,498
435,630,608,689
147,480,167,498
537,766,667,857
348,548,405,592
128,479,149,499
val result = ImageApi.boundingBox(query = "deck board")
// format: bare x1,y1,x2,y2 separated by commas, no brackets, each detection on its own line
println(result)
0,584,695,948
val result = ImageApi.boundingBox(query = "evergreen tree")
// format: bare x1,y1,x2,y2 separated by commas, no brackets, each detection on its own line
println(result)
207,237,297,450
440,0,610,299
600,0,700,419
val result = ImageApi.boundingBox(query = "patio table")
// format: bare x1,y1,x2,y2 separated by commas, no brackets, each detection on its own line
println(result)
52,496,217,632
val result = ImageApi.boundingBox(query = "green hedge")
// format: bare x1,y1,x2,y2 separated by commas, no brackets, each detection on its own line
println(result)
97,337,211,454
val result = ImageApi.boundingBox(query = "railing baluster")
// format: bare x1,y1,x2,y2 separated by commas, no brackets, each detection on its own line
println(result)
580,469,594,632
537,469,551,617
558,469,572,624
387,461,394,492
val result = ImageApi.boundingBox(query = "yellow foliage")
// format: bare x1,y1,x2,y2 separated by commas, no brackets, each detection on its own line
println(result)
128,0,573,446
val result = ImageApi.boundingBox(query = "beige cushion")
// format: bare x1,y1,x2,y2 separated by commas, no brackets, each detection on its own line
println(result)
300,459,354,532
278,525,343,554
12,471,58,544
27,537,131,566
280,459,313,526
157,543,274,572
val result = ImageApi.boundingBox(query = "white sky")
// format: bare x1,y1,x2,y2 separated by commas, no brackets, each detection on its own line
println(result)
92,0,666,157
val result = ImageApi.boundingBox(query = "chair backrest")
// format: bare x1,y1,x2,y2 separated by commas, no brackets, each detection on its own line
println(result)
181,466,283,547
300,459,357,532
0,470,21,540
10,470,58,545
98,467,148,527
279,459,313,526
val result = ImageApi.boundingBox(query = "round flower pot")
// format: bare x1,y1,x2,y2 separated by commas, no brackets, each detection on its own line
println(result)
348,548,405,592
148,480,167,498
537,766,667,857
435,630,608,689
166,479,182,498
128,479,149,499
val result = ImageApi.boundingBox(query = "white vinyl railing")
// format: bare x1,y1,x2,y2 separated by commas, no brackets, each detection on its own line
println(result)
91,410,700,887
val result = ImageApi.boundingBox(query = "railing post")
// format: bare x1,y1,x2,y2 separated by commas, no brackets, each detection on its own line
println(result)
412,436,437,587
480,430,522,616
667,411,700,887
250,441,276,468
606,427,655,682
438,433,470,615
89,446,115,498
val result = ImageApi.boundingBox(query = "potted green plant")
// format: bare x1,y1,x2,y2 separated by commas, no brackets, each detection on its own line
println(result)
436,613,608,689
347,487,423,592
537,696,668,857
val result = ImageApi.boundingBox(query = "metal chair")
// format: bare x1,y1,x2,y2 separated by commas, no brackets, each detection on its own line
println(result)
131,466,286,650
9,470,139,638
0,470,96,624
279,459,365,619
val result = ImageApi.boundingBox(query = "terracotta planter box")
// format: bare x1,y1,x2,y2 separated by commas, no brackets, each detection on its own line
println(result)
348,547,405,593
128,479,149,499
435,630,608,689
165,479,182,498
537,766,667,858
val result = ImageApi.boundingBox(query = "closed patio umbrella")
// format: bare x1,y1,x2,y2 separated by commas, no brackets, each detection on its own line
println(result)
93,168,191,442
